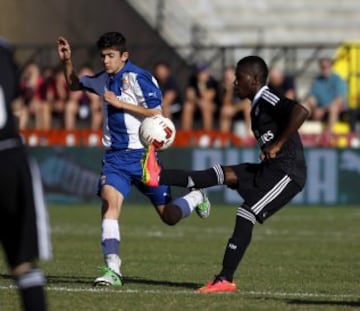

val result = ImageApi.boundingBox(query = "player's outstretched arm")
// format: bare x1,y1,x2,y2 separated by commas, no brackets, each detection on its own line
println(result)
57,36,82,91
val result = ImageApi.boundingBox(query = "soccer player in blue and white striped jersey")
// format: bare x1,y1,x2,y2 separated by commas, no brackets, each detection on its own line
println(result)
57,32,210,287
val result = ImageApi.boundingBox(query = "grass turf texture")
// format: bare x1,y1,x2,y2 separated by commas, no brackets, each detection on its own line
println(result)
1,204,359,311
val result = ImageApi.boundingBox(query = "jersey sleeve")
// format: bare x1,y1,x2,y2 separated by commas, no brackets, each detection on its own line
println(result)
275,97,298,119
135,74,162,109
79,71,107,96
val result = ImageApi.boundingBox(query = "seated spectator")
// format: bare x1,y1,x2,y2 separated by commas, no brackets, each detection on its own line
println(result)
45,65,70,129
12,61,47,129
181,64,219,130
153,61,182,122
268,65,296,100
302,57,347,136
218,66,252,137
65,65,102,130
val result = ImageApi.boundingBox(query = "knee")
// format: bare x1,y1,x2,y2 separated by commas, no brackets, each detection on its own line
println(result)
160,205,182,226
223,167,238,187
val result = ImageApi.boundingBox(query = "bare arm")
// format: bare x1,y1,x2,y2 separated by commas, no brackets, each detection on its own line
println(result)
104,91,161,118
56,36,82,91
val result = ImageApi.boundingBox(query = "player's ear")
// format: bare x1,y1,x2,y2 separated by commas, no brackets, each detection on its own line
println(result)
121,51,129,61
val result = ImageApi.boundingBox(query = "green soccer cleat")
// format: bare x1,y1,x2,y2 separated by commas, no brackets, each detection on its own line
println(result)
195,189,211,219
93,266,123,288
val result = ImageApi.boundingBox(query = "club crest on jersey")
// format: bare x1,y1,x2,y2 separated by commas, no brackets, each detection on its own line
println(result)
121,79,130,91
254,105,260,116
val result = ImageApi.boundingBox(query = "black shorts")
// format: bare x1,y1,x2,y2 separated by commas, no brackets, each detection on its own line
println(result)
0,147,51,268
227,162,303,223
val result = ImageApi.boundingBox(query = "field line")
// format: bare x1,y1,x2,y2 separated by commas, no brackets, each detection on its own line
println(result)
0,285,358,299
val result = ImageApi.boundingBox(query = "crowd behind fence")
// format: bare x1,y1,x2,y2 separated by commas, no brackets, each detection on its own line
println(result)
11,43,360,148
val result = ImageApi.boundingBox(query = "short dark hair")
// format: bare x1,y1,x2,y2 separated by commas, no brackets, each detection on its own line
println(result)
236,55,268,85
96,32,127,53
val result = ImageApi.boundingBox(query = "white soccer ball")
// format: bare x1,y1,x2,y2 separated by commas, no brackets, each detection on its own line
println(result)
139,115,176,150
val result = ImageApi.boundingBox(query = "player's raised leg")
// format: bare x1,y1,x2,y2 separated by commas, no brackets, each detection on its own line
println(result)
141,144,161,187
168,189,211,221
142,145,225,190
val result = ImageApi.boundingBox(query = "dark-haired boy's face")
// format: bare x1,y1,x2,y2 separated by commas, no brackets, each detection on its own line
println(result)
100,48,128,74
234,66,256,100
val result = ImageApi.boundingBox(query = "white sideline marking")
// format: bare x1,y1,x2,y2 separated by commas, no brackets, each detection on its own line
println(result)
0,285,358,299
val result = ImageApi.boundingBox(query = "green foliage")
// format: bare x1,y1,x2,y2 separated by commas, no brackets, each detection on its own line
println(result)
1,204,359,311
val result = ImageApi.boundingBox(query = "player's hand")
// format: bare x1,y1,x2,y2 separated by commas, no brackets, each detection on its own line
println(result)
261,142,282,160
104,90,120,107
57,36,71,62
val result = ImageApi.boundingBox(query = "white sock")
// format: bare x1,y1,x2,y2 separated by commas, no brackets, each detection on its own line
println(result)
105,254,122,275
181,190,203,213
102,219,121,275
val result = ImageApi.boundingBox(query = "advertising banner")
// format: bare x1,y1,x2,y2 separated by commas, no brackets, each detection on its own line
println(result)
29,147,360,205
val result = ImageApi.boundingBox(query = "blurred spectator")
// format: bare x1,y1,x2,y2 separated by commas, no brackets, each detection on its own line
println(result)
12,61,47,129
268,65,296,100
153,61,182,121
181,64,219,130
65,65,102,130
45,65,69,129
302,57,347,135
218,66,251,137
349,107,360,132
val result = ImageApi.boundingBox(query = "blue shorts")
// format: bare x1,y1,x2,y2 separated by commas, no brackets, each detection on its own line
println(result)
98,148,171,206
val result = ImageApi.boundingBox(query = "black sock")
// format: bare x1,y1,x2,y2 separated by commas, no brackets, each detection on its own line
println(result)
160,169,189,187
219,214,254,282
160,165,222,188
16,268,47,311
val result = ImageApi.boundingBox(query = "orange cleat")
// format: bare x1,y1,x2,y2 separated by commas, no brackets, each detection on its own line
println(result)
197,277,237,293
141,144,161,187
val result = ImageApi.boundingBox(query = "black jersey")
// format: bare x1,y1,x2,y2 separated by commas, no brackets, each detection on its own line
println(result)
250,86,306,187
0,46,20,142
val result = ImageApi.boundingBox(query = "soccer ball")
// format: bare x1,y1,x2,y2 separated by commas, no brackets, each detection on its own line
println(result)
139,115,176,150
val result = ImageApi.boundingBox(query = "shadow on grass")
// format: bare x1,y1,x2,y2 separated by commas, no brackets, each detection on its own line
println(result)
1,273,199,289
287,299,360,308
42,275,199,289
250,295,360,308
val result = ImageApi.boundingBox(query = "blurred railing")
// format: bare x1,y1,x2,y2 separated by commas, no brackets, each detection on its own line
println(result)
20,129,360,149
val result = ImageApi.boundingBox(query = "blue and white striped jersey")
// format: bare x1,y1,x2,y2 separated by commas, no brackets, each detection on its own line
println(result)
79,61,162,149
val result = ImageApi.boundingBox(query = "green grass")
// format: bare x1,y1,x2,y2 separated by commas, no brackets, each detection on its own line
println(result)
1,204,359,311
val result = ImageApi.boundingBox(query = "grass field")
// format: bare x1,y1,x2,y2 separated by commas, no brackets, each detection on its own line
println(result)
1,204,359,311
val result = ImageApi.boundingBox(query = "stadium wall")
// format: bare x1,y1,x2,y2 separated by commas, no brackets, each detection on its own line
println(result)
0,0,191,90
29,147,360,206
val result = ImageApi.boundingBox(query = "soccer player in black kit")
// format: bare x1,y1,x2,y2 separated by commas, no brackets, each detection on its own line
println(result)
0,42,51,309
142,55,309,293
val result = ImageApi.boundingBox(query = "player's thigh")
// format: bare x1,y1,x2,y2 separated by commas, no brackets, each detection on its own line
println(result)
136,181,172,210
0,151,47,267
228,162,300,222
254,181,301,223
100,151,137,200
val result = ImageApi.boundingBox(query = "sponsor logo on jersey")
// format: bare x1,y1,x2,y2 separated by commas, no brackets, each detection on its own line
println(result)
258,130,274,146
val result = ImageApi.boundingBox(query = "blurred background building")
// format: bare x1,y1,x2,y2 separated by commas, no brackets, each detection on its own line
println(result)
1,0,360,146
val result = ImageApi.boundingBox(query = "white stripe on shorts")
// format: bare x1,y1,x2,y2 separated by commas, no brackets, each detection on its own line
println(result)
212,164,224,184
251,175,291,215
236,207,256,224
29,158,52,261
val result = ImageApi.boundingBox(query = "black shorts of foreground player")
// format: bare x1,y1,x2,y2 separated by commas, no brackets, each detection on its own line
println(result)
142,55,309,293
